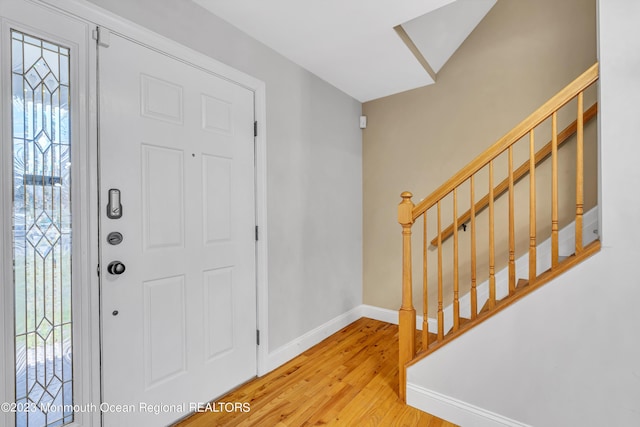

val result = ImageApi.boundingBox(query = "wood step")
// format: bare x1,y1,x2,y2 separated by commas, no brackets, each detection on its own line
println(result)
479,299,491,315
445,317,471,336
417,329,439,349
516,278,529,289
478,278,530,315
424,332,438,348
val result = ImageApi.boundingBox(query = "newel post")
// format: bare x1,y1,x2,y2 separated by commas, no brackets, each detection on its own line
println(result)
398,191,415,401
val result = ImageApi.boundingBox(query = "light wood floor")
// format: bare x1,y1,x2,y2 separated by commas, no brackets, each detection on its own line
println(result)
174,318,457,426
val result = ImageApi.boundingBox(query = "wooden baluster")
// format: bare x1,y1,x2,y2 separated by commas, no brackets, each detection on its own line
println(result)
453,188,459,331
529,130,537,283
470,175,477,319
489,161,496,309
422,213,429,350
576,92,584,254
428,102,598,249
437,200,444,340
551,112,559,268
508,146,515,295
398,192,415,402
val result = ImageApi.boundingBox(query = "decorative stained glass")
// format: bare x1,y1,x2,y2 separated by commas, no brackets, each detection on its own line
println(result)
11,30,73,427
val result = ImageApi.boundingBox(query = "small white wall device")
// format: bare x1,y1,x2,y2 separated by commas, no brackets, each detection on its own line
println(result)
360,115,367,129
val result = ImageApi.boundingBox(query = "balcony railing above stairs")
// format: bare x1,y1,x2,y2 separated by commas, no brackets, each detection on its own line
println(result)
397,63,601,401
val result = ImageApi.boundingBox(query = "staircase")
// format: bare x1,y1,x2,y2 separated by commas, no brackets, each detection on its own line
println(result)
397,63,600,401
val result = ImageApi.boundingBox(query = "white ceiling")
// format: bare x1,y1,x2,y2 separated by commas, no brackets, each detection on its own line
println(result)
403,0,496,74
192,0,495,102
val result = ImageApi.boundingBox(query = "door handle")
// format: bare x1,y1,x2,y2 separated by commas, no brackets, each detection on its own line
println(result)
107,261,126,275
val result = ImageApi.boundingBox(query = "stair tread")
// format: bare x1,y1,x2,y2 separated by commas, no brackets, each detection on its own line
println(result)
445,317,471,337
419,331,439,349
479,300,490,315
477,279,529,316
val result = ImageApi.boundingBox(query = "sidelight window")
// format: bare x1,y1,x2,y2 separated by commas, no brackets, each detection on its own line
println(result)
11,29,73,427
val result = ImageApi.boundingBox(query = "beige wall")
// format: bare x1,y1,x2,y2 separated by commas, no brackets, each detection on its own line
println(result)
363,0,597,312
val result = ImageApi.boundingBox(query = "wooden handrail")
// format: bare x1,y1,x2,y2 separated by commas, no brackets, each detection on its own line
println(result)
398,63,599,403
413,63,598,221
429,102,598,246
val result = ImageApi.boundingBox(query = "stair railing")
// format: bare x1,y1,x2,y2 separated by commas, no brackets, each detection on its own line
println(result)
398,63,600,401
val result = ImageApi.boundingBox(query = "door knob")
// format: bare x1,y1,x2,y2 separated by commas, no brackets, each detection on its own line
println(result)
107,261,126,275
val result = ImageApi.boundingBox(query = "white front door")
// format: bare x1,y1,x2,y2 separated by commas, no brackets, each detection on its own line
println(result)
98,33,257,426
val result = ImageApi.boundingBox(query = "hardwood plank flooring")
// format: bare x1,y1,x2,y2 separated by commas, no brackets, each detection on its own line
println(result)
174,318,457,427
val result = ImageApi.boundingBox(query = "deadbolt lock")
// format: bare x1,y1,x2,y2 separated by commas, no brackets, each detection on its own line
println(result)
107,232,123,245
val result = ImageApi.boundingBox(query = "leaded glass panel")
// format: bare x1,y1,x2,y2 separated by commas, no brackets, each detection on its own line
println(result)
11,29,73,427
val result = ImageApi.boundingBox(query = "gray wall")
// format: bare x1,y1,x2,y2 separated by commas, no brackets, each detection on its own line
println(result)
85,0,363,351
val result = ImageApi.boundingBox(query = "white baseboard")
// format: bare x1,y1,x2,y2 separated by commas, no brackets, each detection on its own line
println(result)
360,304,438,333
360,304,397,324
262,304,439,376
406,384,531,427
262,306,364,374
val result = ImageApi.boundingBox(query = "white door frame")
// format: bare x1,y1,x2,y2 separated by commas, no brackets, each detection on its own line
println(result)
35,0,271,385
